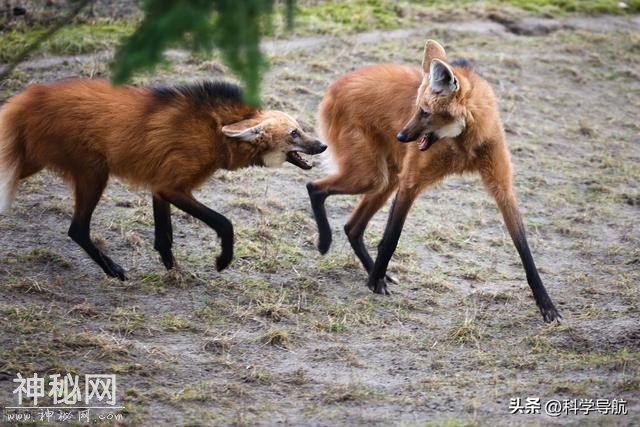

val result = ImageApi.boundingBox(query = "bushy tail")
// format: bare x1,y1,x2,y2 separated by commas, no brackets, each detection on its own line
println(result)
0,109,22,214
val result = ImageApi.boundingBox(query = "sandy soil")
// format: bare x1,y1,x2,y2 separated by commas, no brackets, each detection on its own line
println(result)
0,11,639,427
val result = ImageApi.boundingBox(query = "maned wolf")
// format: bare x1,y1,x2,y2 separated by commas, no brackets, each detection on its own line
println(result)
0,80,326,279
307,40,560,322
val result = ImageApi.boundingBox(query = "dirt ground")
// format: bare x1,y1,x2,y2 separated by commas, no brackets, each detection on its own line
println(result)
1,7,639,427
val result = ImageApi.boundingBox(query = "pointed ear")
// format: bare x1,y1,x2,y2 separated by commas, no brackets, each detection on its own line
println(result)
429,59,459,96
422,40,447,75
222,119,263,141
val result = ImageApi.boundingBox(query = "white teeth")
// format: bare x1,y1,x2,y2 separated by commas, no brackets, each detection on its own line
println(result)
287,151,311,167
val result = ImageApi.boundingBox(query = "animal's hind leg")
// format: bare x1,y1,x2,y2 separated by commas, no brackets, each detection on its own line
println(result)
344,184,398,282
68,169,126,280
307,174,377,255
153,194,175,270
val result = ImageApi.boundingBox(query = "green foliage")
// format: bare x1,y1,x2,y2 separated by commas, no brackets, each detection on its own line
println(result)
111,0,283,106
505,0,640,14
111,0,217,84
108,0,632,106
0,22,133,62
295,0,405,33
421,0,640,14
4,0,638,103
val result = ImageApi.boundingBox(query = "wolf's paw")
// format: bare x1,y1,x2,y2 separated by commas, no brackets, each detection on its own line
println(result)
216,252,233,272
367,277,392,295
541,305,562,323
105,260,127,281
160,253,176,270
317,232,332,255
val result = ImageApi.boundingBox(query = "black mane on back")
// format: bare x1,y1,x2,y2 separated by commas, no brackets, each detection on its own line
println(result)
449,59,473,70
150,81,244,107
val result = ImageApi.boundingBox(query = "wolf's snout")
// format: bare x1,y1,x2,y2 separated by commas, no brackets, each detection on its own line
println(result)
315,143,328,154
396,131,409,142
307,141,327,154
285,140,326,170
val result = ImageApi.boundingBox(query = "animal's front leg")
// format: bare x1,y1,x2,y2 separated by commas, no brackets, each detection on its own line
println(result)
159,190,234,272
479,153,561,323
367,188,418,295
494,192,561,322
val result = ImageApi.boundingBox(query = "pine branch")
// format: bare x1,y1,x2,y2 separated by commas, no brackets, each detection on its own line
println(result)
111,0,289,106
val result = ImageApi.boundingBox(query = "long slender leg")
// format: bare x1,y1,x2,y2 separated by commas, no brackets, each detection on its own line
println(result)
153,194,175,270
363,148,450,295
344,185,396,278
307,174,376,254
158,190,234,272
493,193,560,322
367,187,419,294
480,167,560,322
68,171,126,280
306,182,332,254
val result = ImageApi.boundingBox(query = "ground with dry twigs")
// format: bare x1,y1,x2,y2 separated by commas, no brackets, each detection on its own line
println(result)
0,4,639,426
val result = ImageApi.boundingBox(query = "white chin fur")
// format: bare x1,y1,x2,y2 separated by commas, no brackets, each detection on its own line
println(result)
262,150,286,168
436,117,466,139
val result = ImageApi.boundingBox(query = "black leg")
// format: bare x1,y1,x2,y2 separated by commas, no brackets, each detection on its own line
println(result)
153,194,175,270
68,172,126,280
480,163,560,323
345,222,399,285
366,191,416,295
343,187,397,282
345,222,374,271
307,182,332,254
68,220,127,280
159,191,234,272
511,221,561,322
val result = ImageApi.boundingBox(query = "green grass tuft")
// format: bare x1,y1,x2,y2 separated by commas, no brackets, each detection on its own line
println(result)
0,21,134,62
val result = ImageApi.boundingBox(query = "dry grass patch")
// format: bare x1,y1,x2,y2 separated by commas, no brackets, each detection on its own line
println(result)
160,314,195,332
319,383,380,404
261,328,291,348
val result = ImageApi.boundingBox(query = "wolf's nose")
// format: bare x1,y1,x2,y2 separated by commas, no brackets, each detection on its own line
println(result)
311,143,327,154
396,131,408,142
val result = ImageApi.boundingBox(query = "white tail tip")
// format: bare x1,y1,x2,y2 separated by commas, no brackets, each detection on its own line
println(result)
0,162,19,214
318,149,338,175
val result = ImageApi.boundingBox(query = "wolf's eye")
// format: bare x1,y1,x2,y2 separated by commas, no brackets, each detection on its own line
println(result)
289,129,300,138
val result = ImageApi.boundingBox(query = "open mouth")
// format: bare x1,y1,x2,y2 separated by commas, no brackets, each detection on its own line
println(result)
418,132,439,151
286,151,312,170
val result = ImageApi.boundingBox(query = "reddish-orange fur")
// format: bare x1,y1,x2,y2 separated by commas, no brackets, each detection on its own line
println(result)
2,80,267,192
307,40,560,322
0,79,325,278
